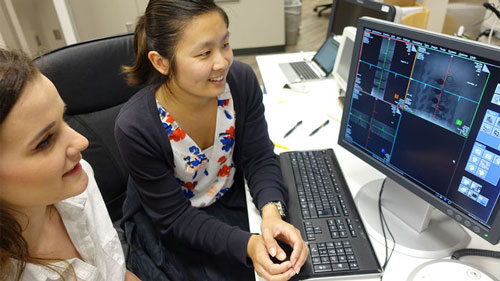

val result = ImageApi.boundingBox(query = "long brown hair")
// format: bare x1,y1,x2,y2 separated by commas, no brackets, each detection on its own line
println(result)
0,49,74,281
0,48,38,281
123,0,229,86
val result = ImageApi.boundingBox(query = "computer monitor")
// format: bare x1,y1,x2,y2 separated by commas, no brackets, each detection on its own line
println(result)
332,26,357,97
327,0,396,39
338,17,500,258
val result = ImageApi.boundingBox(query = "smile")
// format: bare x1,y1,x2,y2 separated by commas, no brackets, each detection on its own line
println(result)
208,75,224,82
63,162,82,178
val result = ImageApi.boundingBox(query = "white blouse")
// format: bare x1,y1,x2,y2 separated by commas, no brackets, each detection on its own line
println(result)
156,84,237,207
10,160,126,281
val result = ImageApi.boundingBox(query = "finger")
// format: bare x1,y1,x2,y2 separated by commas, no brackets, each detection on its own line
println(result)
257,264,296,281
258,249,294,276
293,241,310,274
262,227,281,258
274,241,288,261
284,229,304,265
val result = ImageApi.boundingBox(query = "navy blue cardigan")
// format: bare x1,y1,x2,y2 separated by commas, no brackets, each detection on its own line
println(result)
115,61,288,265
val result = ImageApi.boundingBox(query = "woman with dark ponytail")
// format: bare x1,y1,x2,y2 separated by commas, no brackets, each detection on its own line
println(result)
115,0,309,280
0,49,140,281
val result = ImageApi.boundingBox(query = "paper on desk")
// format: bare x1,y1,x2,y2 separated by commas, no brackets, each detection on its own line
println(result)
263,91,339,153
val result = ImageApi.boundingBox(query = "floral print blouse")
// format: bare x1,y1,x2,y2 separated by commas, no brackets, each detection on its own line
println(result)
156,84,236,207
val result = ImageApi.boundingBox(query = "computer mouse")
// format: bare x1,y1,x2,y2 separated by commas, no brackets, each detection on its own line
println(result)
407,259,498,281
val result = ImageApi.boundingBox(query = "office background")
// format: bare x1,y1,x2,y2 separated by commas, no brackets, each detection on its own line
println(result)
1,0,499,71
1,0,500,279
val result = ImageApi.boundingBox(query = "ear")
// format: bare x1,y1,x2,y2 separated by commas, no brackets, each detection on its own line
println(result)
147,51,170,75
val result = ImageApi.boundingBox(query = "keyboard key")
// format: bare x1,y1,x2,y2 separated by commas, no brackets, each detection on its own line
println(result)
314,264,332,273
321,256,330,264
309,244,319,257
349,262,359,270
329,256,339,263
314,226,322,233
317,209,333,217
332,263,349,271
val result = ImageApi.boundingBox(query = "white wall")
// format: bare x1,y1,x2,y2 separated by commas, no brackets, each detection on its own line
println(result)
218,0,285,49
8,0,65,55
68,0,147,42
67,0,284,49
416,0,449,32
35,0,66,52
0,1,20,50
1,0,285,53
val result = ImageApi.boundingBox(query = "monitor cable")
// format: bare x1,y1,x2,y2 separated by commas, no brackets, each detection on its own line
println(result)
476,28,496,41
378,177,396,281
483,1,500,44
451,248,500,260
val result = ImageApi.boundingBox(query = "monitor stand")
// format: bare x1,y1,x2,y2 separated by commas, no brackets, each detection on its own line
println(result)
355,178,471,259
407,259,496,281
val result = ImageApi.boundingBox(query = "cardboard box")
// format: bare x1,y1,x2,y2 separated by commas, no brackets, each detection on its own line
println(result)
384,0,416,6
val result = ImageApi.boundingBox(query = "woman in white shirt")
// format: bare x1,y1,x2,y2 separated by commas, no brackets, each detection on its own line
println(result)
0,49,140,281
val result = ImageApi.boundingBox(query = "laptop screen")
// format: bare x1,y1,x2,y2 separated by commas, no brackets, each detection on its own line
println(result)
312,36,340,75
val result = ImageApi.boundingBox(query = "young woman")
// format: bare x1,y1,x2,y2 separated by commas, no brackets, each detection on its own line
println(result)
115,0,309,280
0,49,139,281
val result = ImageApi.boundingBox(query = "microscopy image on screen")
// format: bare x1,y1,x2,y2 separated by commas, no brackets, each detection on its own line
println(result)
355,30,485,138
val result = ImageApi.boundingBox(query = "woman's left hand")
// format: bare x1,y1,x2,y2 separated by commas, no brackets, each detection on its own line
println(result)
260,204,309,275
125,269,142,281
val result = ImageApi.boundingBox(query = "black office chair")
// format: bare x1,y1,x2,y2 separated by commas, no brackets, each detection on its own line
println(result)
313,2,332,17
34,33,140,227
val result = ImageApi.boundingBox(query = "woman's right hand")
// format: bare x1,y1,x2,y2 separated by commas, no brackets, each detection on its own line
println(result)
247,234,297,281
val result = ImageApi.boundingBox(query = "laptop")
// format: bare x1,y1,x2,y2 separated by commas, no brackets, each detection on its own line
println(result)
279,149,382,280
279,36,340,83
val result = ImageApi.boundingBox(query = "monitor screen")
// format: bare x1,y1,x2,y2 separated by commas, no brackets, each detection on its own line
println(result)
327,0,396,38
339,17,500,247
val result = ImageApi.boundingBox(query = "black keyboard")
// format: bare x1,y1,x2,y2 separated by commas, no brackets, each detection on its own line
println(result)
279,149,381,279
290,61,320,80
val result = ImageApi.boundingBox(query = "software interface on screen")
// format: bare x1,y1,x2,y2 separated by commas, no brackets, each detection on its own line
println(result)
343,26,500,230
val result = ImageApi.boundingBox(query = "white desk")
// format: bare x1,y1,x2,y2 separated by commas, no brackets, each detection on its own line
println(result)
246,52,500,281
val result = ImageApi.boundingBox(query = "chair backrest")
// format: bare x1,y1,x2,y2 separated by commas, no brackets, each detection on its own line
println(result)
34,33,140,222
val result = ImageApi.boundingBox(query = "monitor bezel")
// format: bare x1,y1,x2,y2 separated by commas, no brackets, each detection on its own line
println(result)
338,16,500,245
326,0,396,39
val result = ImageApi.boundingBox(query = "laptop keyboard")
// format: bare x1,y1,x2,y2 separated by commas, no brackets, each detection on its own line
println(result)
290,61,320,80
281,149,381,277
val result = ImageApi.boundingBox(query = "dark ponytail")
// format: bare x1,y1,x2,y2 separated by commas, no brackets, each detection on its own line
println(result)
122,15,160,86
122,0,229,86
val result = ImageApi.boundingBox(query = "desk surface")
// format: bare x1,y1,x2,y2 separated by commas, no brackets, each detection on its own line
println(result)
246,52,500,281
